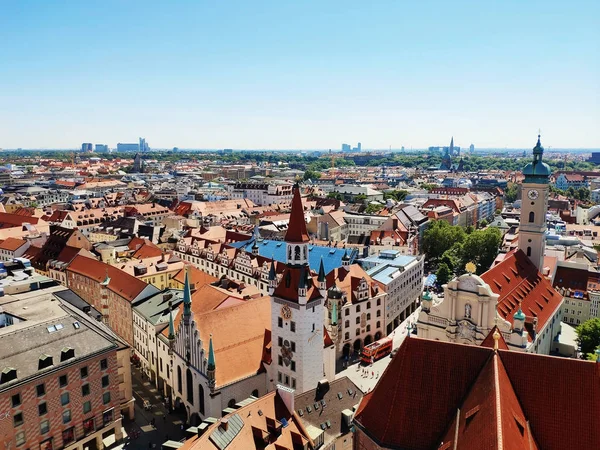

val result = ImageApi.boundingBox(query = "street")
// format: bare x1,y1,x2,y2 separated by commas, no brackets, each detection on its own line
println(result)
335,307,421,394
107,366,187,450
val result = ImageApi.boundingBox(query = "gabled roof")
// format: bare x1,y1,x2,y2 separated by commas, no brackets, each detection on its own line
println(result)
354,337,600,450
0,237,27,251
480,250,562,341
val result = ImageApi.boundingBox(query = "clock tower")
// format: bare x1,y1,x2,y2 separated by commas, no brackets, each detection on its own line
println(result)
518,135,551,271
270,184,325,394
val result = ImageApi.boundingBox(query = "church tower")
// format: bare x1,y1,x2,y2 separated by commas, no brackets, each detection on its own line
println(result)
270,184,325,394
518,135,551,270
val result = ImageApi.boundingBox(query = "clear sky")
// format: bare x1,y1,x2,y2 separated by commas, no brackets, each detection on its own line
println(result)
1,0,598,150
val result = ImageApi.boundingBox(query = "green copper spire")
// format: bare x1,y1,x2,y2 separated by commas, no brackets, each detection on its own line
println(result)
168,309,175,340
207,334,215,370
183,267,192,317
317,257,326,282
268,259,276,281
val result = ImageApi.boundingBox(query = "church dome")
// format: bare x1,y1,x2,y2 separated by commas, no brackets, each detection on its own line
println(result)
523,135,551,183
513,307,526,321
327,285,343,299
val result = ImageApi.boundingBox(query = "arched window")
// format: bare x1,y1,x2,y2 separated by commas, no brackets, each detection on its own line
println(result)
251,389,259,397
529,211,535,223
295,246,301,260
186,369,194,405
198,384,205,415
177,366,182,394
228,398,236,408
527,246,532,257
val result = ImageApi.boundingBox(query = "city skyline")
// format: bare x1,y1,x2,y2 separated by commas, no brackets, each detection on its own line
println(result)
1,1,598,149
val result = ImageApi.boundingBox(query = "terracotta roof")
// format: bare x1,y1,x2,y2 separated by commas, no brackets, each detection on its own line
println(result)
0,237,27,251
0,212,39,228
171,265,218,289
284,185,310,243
67,255,151,302
178,390,310,450
166,296,272,388
480,250,562,341
480,326,509,350
273,265,322,304
354,337,600,450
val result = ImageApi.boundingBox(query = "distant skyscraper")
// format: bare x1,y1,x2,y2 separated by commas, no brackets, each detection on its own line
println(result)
95,144,109,152
139,137,149,152
117,143,139,152
342,143,351,152
357,142,362,152
81,143,92,152
469,144,475,153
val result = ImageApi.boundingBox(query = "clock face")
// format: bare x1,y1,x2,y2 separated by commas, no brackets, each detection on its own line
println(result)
281,305,292,320
527,189,539,200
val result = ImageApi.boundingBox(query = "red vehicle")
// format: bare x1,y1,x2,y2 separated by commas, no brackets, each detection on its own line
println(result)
361,337,393,364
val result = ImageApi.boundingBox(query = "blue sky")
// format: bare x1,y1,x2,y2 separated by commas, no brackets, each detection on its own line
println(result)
1,1,598,149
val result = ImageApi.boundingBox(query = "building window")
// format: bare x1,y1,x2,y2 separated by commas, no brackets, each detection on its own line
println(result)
40,419,50,434
356,328,360,337
278,372,282,383
82,384,90,396
291,361,296,372
102,375,109,388
14,412,23,427
11,393,21,407
36,383,45,397
367,324,371,332
367,301,371,309
62,427,75,445
367,313,371,320
177,366,182,394
83,417,95,434
100,358,108,370
345,309,349,316
345,332,350,340
278,317,283,328
377,298,381,306
63,409,72,424
59,374,68,387
16,431,25,446
529,211,535,223
278,355,283,366
356,317,360,325
38,402,48,416
292,378,296,389
61,392,70,406
291,321,296,332
103,392,111,405
527,247,532,257
80,366,88,378
83,401,92,414
356,305,361,313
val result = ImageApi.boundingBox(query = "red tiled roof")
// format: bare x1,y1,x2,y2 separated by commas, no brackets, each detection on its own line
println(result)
273,266,321,304
354,337,600,450
67,255,150,302
284,185,309,243
480,326,509,350
0,237,28,251
0,212,39,227
480,250,562,341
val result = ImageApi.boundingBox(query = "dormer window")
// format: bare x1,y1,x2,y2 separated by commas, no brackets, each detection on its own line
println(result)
0,367,17,384
61,347,75,362
38,355,53,370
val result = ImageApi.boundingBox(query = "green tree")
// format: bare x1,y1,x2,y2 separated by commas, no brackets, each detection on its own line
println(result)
575,318,600,356
504,183,519,203
303,169,321,181
479,219,489,228
365,203,384,214
383,190,409,202
354,194,367,203
420,183,438,191
422,220,466,266
327,192,343,200
577,187,590,202
587,346,600,362
566,186,576,199
440,251,457,273
436,263,452,285
459,227,502,274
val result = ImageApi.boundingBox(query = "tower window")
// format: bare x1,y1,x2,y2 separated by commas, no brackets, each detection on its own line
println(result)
527,247,532,257
529,212,535,223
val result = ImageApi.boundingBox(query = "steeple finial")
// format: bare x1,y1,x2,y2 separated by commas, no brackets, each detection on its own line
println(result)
317,257,326,282
183,265,192,318
207,334,215,370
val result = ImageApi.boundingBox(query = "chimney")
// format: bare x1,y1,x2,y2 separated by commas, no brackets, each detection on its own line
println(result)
219,418,229,432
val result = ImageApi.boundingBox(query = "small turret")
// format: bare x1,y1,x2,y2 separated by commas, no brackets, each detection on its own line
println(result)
317,257,327,292
268,259,277,295
341,249,351,267
513,304,526,334
421,289,433,312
